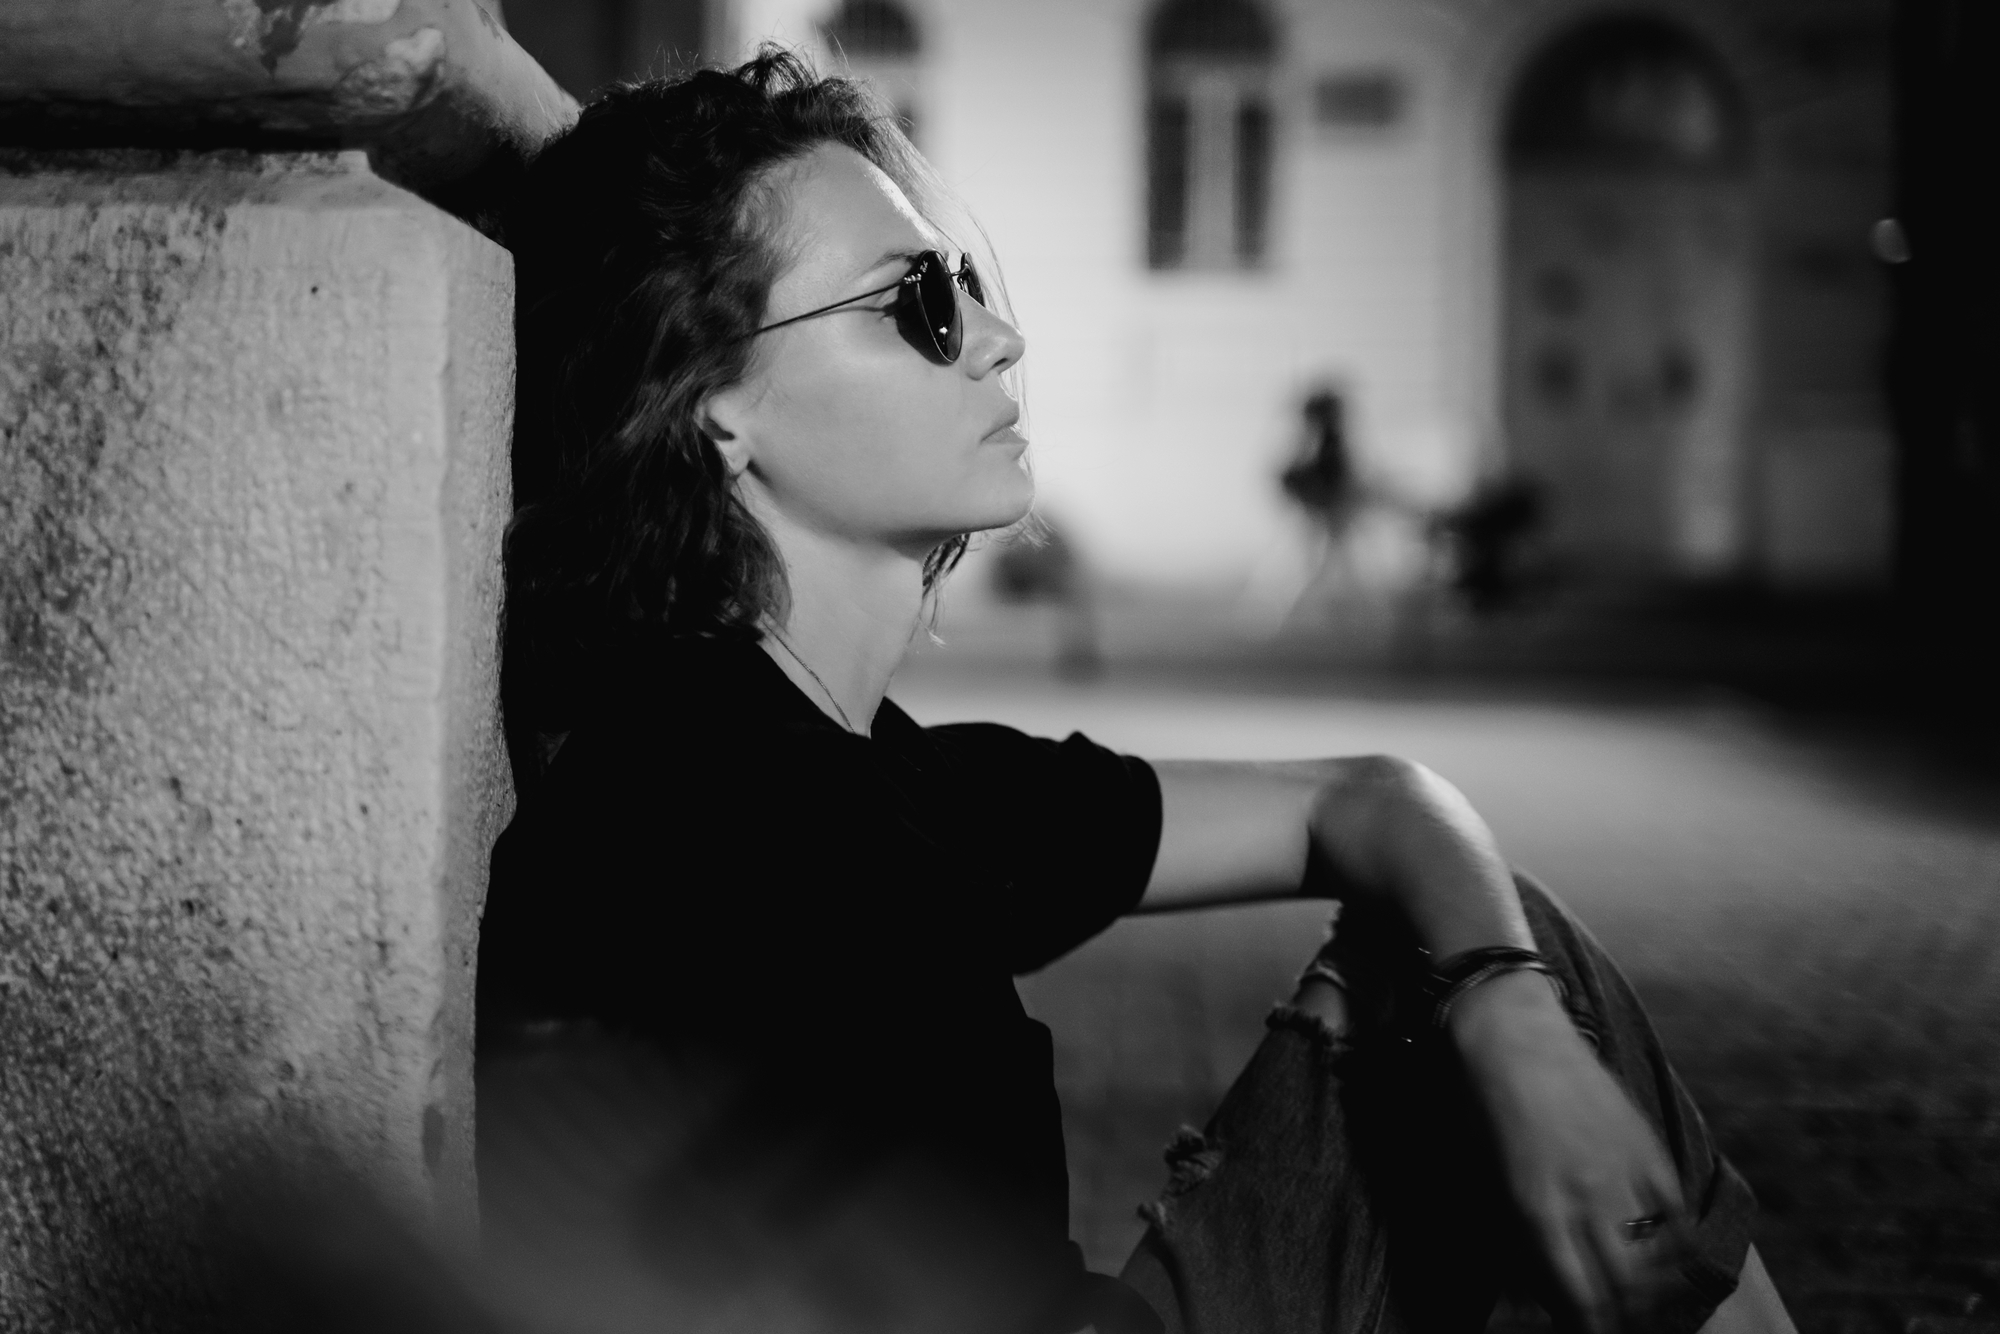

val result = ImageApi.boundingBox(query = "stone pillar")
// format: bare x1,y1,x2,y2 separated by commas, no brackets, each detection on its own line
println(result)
0,147,514,1326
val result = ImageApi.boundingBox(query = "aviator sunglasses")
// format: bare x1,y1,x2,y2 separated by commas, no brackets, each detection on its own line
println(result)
754,249,986,365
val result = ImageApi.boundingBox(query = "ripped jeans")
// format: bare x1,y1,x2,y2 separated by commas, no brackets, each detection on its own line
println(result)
1108,872,1756,1334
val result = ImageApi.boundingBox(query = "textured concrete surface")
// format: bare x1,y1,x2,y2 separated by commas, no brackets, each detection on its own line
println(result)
0,1,577,223
896,675,2000,1332
0,150,513,1329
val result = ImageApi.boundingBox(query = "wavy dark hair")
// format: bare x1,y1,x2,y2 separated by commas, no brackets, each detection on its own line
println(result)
501,49,992,781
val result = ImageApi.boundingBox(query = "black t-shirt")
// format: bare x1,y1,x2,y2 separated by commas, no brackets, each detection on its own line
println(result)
477,635,1163,1333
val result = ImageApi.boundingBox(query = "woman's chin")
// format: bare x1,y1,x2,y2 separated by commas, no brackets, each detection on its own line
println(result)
893,468,1036,548
970,474,1037,533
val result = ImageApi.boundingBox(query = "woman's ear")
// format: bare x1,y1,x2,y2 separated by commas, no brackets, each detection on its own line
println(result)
699,388,753,478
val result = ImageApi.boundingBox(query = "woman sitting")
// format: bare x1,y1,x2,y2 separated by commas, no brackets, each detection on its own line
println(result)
478,50,1794,1334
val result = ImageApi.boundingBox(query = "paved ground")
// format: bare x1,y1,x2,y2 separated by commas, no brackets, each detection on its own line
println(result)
894,670,2000,1333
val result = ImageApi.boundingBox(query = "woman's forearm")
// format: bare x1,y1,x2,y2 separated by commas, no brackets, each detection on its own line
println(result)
1306,754,1534,963
1143,755,1540,955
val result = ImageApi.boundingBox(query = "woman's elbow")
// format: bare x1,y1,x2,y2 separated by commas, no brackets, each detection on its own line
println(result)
1311,754,1479,878
1327,753,1447,816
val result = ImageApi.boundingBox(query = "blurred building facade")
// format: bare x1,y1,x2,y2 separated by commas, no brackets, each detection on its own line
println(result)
502,0,1897,601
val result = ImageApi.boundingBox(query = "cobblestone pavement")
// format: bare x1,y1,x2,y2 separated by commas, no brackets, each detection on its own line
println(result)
895,674,2000,1334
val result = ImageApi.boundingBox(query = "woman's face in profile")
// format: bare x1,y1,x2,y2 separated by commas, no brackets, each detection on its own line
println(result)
705,142,1033,555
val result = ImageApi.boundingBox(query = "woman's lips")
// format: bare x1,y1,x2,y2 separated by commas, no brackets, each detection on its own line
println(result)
982,424,1028,447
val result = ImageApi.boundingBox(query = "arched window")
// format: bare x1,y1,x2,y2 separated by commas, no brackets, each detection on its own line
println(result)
1505,16,1748,172
1146,0,1278,270
822,0,923,138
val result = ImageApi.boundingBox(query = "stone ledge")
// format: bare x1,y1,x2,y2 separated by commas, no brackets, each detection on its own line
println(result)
0,0,579,227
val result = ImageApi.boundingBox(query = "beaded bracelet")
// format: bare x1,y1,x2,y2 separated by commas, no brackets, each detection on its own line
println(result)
1425,945,1566,1032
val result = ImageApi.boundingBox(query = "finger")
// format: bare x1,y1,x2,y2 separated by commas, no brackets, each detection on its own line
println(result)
1586,1213,1668,1331
1604,1190,1698,1329
1630,1135,1694,1281
1641,1196,1698,1283
1634,1158,1695,1272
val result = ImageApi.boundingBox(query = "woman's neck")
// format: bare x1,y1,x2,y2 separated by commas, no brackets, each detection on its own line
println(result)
760,523,926,736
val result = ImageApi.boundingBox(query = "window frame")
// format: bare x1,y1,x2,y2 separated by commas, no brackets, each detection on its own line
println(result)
1143,2,1281,273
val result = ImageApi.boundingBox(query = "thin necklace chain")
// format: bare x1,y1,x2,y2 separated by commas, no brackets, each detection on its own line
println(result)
765,628,861,735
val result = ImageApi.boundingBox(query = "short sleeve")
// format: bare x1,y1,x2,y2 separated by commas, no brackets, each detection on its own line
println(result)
923,723,1163,974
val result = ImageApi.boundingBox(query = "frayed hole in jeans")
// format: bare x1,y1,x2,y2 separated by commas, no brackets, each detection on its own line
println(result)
1266,1002,1353,1054
1161,1126,1221,1195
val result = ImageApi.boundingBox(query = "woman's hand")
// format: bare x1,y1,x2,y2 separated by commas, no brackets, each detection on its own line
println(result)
1450,971,1690,1334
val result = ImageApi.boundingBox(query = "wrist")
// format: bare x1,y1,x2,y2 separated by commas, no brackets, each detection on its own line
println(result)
1446,968,1572,1062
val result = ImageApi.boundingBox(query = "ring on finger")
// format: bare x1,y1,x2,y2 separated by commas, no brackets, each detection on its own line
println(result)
1619,1213,1667,1243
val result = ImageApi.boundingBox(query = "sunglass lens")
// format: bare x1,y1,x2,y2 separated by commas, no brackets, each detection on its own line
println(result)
896,250,961,365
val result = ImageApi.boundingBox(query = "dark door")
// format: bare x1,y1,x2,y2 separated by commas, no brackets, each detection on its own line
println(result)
1501,16,1753,579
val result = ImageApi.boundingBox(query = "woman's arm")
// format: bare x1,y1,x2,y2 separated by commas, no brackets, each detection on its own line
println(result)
1141,755,1533,959
1140,757,1782,1334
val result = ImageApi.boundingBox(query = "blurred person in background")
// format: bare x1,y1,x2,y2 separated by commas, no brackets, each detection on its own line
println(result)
1433,474,1551,615
1279,387,1359,546
479,50,1794,1334
1274,386,1365,629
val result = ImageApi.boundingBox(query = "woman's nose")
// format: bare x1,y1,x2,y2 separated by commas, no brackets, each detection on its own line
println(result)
962,299,1026,379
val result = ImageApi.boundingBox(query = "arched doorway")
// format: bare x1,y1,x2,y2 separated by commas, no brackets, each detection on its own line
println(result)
1501,15,1752,578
